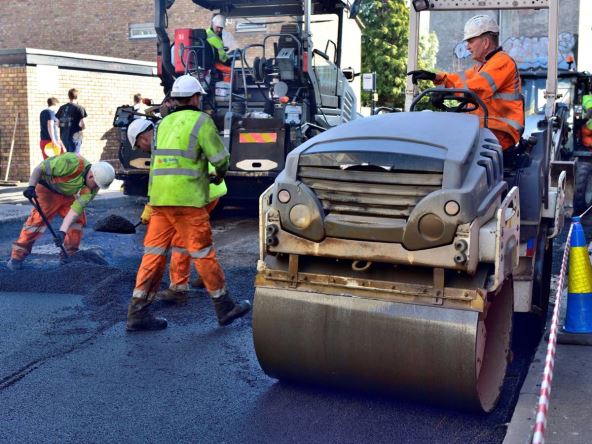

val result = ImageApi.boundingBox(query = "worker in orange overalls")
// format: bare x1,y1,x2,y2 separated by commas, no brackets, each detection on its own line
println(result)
127,118,227,304
125,75,250,332
7,153,115,270
408,15,524,150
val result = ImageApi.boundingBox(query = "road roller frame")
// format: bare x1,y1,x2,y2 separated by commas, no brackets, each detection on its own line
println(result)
253,0,568,412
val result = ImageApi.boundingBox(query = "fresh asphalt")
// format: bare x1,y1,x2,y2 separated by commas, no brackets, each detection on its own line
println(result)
0,193,542,443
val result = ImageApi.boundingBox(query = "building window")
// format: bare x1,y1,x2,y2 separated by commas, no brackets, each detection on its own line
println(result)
129,23,157,40
236,21,268,33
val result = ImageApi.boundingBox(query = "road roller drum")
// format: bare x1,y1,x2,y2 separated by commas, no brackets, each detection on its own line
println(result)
253,279,513,412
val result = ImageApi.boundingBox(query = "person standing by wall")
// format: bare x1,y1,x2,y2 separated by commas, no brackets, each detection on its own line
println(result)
39,97,65,159
56,88,88,154
132,93,147,118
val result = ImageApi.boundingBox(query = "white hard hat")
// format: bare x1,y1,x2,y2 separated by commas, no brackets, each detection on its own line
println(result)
127,119,154,148
212,14,226,28
90,162,116,190
171,74,206,97
463,15,499,41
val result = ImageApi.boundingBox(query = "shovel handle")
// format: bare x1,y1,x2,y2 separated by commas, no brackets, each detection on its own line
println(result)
29,196,69,258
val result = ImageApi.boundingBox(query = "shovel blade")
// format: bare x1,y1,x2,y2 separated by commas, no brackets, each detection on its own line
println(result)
93,214,137,234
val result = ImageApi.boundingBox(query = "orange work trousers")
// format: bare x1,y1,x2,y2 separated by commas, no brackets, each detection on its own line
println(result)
168,199,219,290
129,205,225,317
11,184,86,261
582,125,592,147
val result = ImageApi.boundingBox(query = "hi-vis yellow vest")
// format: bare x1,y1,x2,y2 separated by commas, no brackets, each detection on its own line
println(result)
208,163,227,201
583,95,592,130
149,109,229,207
207,28,228,63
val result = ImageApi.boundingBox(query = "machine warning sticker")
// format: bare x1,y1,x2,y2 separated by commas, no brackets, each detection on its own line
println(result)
239,133,278,144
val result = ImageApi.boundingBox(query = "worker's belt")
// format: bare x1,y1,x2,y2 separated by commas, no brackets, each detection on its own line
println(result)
38,180,67,196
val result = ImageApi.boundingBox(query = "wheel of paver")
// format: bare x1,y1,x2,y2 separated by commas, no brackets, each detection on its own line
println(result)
253,278,513,412
574,161,592,215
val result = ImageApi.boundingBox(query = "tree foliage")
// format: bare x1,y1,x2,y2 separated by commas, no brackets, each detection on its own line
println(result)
359,1,439,109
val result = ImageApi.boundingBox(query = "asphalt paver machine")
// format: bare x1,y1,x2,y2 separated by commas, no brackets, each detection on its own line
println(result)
253,0,569,411
114,0,359,201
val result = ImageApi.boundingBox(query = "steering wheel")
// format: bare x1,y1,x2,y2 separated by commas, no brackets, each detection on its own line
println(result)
374,107,400,115
429,91,479,113
410,87,489,127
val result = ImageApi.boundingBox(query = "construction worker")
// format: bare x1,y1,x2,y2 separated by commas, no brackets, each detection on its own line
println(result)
7,154,115,270
207,14,229,65
582,94,592,147
125,74,250,332
407,15,524,150
127,118,227,302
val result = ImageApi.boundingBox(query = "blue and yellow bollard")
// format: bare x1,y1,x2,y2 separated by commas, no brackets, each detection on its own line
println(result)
563,216,592,334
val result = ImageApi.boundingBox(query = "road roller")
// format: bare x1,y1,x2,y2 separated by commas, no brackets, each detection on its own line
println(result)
253,0,569,412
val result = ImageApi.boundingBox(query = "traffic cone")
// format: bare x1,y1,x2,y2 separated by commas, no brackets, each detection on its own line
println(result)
559,216,592,345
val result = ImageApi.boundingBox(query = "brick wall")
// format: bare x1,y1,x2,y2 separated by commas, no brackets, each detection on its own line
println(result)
0,67,30,181
0,64,163,181
0,0,270,62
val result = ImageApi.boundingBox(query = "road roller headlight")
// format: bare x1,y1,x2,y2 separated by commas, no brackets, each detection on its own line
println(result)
273,180,324,242
278,189,291,203
289,204,312,229
418,213,445,241
444,200,460,216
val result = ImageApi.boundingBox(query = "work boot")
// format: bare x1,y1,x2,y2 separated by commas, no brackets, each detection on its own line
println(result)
156,288,188,304
212,292,251,326
190,276,204,288
126,313,168,332
6,258,23,271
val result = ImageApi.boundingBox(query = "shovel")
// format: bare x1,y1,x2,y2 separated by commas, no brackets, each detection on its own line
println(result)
93,214,141,234
29,196,69,258
29,197,109,266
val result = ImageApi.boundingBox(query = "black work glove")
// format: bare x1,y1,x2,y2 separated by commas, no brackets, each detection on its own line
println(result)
54,230,66,248
23,185,37,200
215,166,227,179
407,70,436,84
209,175,224,185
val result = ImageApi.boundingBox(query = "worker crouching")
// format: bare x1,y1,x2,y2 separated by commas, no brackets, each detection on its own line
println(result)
7,153,115,270
125,74,250,332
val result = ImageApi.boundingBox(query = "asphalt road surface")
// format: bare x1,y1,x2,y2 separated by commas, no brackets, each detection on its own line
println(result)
0,195,542,444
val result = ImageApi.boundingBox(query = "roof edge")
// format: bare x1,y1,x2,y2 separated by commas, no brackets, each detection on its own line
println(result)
0,48,157,76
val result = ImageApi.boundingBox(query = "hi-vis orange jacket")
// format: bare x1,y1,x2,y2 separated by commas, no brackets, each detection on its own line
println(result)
436,47,524,150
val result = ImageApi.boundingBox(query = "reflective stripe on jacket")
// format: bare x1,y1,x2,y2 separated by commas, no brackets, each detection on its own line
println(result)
39,152,97,215
149,108,229,207
206,28,228,63
436,48,524,149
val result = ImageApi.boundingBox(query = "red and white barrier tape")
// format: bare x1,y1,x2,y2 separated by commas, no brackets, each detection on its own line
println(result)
532,223,574,444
